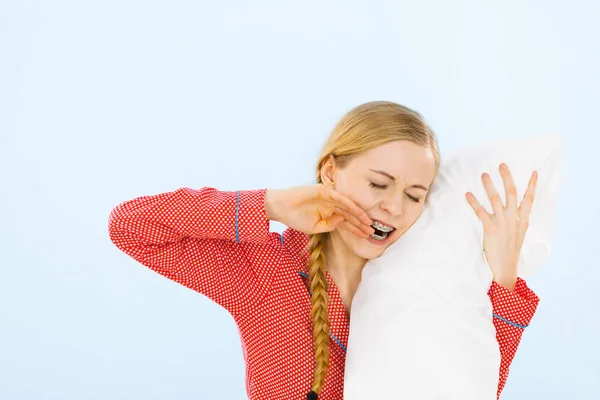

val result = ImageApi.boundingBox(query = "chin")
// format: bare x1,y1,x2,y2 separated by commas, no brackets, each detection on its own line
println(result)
353,242,387,260
338,229,400,261
357,230,405,260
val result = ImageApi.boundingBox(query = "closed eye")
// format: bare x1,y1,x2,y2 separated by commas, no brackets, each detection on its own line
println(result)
369,182,422,203
369,181,387,190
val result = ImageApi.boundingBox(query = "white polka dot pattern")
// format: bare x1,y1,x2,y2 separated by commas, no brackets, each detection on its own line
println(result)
488,277,540,399
108,187,540,399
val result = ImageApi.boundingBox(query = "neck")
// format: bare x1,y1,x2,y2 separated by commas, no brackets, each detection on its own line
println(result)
325,230,367,291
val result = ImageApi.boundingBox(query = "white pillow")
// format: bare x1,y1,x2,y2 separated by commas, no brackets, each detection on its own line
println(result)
344,134,562,400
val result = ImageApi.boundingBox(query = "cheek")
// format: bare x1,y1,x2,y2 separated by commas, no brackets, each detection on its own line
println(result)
409,204,426,220
335,177,385,211
351,190,381,212
389,206,425,241
336,187,378,213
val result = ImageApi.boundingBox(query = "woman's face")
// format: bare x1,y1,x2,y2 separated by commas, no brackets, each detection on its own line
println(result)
321,140,437,261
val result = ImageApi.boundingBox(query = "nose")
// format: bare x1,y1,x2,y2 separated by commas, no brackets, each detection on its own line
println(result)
379,193,404,217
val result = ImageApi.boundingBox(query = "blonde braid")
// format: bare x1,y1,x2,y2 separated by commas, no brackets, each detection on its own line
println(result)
306,232,330,399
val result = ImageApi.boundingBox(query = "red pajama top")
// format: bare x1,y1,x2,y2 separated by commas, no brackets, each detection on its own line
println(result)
108,187,541,400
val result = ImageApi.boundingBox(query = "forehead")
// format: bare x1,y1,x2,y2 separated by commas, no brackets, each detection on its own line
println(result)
351,140,437,185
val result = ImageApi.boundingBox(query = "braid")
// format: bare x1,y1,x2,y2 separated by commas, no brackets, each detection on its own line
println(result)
307,232,330,397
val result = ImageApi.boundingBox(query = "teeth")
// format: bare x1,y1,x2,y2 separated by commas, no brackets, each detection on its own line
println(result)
371,220,394,232
370,231,389,240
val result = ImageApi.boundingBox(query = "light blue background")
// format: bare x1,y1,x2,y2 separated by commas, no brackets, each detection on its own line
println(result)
1,1,598,398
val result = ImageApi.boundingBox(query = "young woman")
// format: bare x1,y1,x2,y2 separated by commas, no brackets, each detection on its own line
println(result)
108,101,540,400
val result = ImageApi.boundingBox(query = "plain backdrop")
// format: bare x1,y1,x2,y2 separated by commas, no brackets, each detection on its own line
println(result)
1,1,598,399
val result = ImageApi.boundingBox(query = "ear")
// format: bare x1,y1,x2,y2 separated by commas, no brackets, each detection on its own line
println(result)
320,154,337,187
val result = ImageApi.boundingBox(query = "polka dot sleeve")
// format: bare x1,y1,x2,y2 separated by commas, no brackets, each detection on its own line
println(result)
488,277,541,399
108,187,276,315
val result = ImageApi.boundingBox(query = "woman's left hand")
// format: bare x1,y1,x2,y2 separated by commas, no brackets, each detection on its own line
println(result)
465,163,538,291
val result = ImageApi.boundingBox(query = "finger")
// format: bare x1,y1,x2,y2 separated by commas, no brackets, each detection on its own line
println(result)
466,192,493,230
499,163,518,214
325,188,373,226
518,170,538,221
315,213,346,233
335,206,375,235
338,220,371,238
481,172,505,217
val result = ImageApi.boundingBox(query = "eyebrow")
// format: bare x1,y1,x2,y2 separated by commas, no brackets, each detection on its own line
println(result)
369,169,429,191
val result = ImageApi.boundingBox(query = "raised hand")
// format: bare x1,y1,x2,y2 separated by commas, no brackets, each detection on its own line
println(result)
465,163,538,290
265,184,375,238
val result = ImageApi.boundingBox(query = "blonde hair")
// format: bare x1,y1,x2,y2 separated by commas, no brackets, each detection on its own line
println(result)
306,101,441,398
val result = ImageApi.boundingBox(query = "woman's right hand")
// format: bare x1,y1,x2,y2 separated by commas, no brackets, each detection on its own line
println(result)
264,184,375,238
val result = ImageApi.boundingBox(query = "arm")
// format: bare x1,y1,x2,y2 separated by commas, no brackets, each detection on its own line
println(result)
108,187,280,316
487,277,540,399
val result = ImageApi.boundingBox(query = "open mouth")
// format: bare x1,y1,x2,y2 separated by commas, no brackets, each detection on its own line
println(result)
369,227,394,240
369,221,396,241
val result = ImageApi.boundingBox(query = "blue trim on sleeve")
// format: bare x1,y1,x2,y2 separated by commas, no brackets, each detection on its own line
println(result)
235,191,240,243
299,271,308,278
280,233,284,246
493,313,528,329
